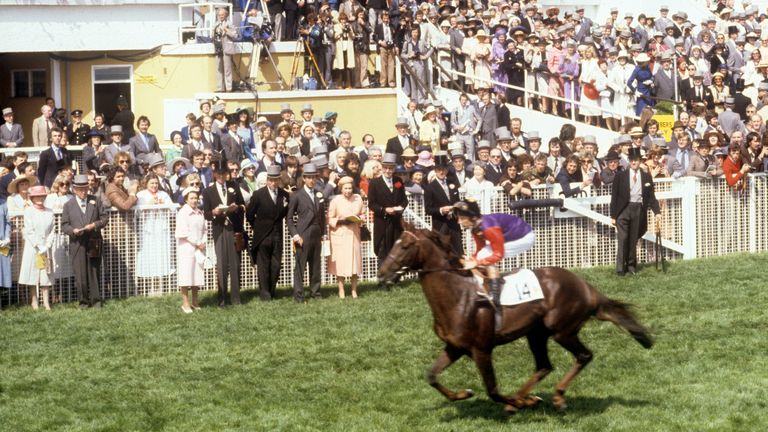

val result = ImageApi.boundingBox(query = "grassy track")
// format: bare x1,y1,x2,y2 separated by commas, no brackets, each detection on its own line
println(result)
1,253,767,432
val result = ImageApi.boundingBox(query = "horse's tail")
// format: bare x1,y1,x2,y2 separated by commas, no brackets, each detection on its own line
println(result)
595,297,653,349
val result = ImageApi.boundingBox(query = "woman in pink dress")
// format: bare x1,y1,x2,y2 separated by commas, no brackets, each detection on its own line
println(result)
327,176,365,299
175,187,207,313
546,36,564,115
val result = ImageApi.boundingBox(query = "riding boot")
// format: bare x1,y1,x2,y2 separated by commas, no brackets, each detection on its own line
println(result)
489,276,503,334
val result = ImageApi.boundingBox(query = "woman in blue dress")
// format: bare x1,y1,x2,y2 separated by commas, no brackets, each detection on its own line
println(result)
626,52,655,116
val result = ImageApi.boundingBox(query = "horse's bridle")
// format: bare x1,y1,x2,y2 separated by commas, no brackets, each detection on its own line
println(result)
385,231,461,276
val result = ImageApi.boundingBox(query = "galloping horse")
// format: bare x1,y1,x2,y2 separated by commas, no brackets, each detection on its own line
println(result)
378,223,653,413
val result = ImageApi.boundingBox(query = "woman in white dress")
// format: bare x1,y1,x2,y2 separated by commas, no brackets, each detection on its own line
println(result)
44,175,73,281
472,30,493,90
594,61,614,130
462,27,479,92
607,51,635,129
459,163,496,214
6,175,36,213
174,187,207,313
135,173,175,280
525,38,550,112
578,46,602,125
18,186,55,310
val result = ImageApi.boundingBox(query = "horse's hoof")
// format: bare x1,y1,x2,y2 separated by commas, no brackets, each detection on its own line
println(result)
454,389,475,400
552,396,568,412
504,404,519,415
523,395,543,408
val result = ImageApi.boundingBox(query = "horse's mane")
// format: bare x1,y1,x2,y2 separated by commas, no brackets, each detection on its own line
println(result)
418,229,473,277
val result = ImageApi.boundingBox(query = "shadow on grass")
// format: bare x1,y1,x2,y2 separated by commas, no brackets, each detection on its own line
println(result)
196,282,389,307
440,394,652,422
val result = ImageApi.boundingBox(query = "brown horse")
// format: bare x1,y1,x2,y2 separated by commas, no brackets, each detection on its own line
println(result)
378,223,653,413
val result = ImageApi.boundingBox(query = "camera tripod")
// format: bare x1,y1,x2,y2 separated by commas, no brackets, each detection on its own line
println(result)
289,37,326,89
243,0,285,90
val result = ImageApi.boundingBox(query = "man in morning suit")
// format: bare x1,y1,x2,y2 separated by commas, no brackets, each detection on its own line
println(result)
367,153,408,268
203,157,247,306
246,165,289,301
385,117,414,161
287,162,325,302
37,127,72,189
424,151,463,255
61,175,110,308
610,147,662,276
0,107,24,148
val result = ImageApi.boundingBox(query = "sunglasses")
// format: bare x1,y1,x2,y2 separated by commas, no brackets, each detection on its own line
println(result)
118,160,129,164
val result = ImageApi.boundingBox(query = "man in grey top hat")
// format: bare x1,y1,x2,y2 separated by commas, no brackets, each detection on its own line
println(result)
652,53,677,100
385,117,414,158
0,108,24,148
287,162,325,302
367,153,408,275
718,97,744,137
62,174,110,308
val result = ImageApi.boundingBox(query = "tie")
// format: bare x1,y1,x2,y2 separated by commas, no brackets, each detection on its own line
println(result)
271,189,277,204
80,200,87,214
142,134,149,152
680,151,687,170
220,184,227,202
632,170,638,184
386,178,393,191
440,180,449,197
55,147,62,160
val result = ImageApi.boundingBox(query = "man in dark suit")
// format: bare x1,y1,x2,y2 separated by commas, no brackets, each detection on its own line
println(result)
652,54,676,100
485,148,506,185
65,109,91,145
202,157,247,306
61,175,110,308
478,92,498,147
287,163,325,302
385,117,414,159
201,115,222,153
128,115,163,158
368,153,408,269
0,107,24,147
610,148,662,276
424,152,463,255
147,153,173,195
246,165,289,301
182,124,213,160
683,73,712,111
37,127,72,189
220,114,245,163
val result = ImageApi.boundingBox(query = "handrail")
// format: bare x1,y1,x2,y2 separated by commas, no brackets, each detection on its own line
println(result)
430,51,464,93
444,65,641,123
400,58,438,102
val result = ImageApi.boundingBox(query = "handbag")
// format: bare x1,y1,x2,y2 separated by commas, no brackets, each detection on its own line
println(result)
360,225,371,242
233,232,247,252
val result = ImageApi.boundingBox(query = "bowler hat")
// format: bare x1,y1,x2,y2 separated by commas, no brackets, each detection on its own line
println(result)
603,150,620,161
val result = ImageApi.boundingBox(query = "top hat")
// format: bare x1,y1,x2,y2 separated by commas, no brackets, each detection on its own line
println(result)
395,117,410,128
266,165,282,179
146,153,166,168
628,147,643,160
301,103,313,113
433,151,450,168
280,103,293,113
212,157,229,174
382,153,398,166
110,125,123,135
311,155,328,169
73,174,90,187
302,163,318,176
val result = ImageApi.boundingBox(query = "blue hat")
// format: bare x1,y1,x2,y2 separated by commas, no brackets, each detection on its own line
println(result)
324,111,338,120
86,129,104,140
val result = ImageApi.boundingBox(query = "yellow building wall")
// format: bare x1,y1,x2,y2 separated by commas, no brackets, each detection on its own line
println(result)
2,50,392,147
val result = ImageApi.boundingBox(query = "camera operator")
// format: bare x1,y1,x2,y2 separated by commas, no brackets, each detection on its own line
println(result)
299,13,326,88
317,8,336,88
333,12,357,89
351,8,372,88
374,10,397,88
213,8,239,92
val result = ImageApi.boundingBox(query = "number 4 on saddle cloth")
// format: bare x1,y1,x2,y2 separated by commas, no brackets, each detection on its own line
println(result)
474,269,544,306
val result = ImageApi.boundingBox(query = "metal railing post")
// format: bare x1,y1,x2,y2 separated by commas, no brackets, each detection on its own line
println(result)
570,79,576,122
523,68,529,108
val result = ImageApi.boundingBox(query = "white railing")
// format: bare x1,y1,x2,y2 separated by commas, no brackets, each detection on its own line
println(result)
178,2,232,44
445,67,641,123
2,175,765,307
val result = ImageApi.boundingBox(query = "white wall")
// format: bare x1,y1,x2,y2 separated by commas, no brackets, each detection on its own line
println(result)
0,5,180,53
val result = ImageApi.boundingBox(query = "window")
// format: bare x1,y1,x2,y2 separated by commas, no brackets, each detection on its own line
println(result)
12,70,46,98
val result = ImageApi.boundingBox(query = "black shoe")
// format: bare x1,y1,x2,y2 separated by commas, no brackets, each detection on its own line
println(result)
616,271,625,277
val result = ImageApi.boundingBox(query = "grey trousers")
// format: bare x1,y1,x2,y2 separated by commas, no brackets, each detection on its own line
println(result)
216,53,233,92
214,228,241,304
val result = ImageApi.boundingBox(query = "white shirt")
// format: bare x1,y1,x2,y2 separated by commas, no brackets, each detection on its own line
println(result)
629,169,642,203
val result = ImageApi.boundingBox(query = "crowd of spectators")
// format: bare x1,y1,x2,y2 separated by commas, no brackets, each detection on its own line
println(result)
5,0,768,309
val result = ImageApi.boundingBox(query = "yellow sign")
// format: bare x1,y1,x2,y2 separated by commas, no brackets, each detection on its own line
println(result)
135,74,158,84
654,114,676,141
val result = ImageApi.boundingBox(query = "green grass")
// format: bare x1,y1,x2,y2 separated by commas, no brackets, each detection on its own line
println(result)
1,253,767,432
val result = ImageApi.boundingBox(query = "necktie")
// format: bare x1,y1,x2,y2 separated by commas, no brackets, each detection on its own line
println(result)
386,178,393,191
142,134,149,152
80,200,87,214
271,189,277,204
55,147,62,160
633,170,638,184
440,180,449,197
220,184,227,202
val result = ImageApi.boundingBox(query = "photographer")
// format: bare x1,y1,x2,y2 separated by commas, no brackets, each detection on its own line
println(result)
265,0,284,41
333,12,356,89
373,10,397,88
300,13,326,88
213,8,239,92
351,8,371,88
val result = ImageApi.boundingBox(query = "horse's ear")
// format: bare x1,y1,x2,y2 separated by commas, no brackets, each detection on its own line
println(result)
401,219,415,232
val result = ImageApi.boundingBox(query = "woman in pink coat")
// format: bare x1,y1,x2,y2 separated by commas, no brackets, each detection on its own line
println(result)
175,187,207,313
546,36,564,115
327,176,365,299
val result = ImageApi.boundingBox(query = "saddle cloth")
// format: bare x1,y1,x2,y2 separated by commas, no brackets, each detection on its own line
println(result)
474,269,544,306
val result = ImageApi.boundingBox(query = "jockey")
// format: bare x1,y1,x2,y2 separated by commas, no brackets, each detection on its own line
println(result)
452,200,536,307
